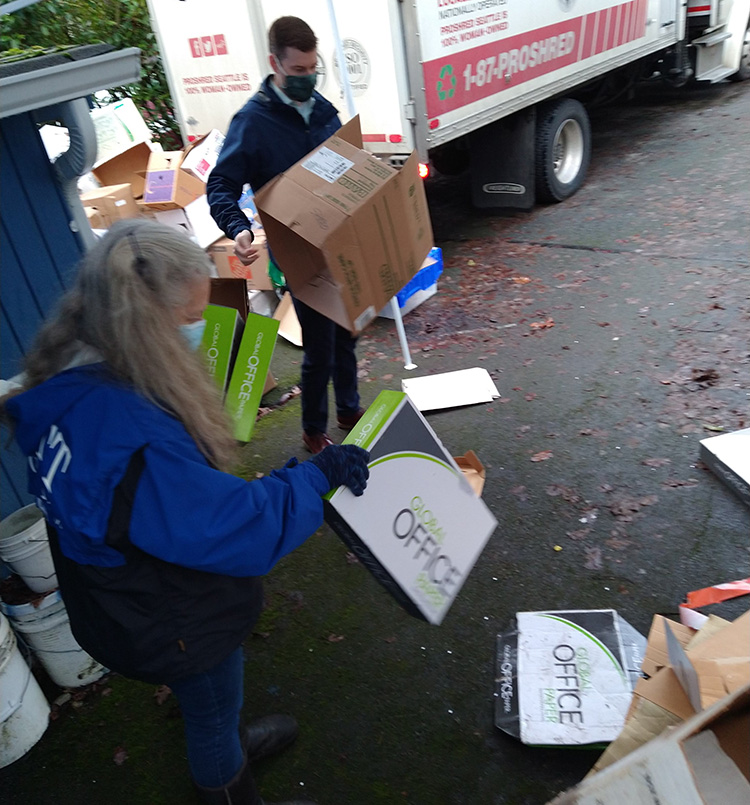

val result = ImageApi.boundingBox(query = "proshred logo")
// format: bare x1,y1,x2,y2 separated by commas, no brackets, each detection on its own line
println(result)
189,34,228,59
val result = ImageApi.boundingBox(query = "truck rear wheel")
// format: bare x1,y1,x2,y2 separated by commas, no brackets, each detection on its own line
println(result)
535,99,591,202
729,17,750,82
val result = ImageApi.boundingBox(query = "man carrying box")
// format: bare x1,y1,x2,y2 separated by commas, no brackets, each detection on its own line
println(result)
207,16,363,455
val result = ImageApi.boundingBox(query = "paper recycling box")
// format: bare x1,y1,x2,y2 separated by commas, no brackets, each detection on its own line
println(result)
223,312,279,442
324,390,497,625
143,151,205,211
496,610,647,746
255,118,433,335
200,304,243,393
699,427,750,508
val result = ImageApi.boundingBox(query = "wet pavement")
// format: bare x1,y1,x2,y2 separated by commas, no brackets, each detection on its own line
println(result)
3,78,749,804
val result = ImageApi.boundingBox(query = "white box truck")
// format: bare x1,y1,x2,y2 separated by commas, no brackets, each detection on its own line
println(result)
147,0,750,208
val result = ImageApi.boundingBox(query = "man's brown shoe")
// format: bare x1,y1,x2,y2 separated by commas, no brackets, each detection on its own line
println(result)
302,431,334,454
336,408,365,431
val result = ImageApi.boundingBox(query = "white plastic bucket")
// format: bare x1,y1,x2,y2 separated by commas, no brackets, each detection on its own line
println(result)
0,505,58,593
0,612,50,768
0,591,107,689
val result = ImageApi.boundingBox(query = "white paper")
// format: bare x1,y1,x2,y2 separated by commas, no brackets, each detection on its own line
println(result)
401,368,500,411
302,147,353,183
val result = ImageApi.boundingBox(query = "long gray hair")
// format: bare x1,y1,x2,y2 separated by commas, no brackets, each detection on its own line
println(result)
17,219,237,470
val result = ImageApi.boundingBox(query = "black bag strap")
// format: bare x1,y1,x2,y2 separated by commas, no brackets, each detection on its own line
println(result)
104,446,147,553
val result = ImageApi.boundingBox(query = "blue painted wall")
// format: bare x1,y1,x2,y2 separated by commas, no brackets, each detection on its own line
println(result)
1,111,84,519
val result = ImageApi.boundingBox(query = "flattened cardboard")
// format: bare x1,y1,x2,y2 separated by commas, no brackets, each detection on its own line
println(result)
255,118,433,334
273,292,302,347
402,368,500,412
700,427,750,507
324,390,497,625
495,610,647,746
154,195,223,248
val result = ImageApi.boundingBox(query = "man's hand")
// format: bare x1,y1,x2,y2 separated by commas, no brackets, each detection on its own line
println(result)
234,229,260,266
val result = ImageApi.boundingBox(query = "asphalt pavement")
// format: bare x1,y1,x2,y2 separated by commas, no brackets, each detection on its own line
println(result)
3,78,749,804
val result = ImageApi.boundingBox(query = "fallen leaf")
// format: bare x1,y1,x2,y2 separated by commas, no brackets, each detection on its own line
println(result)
510,485,529,500
345,552,359,565
153,685,172,706
584,546,603,570
113,746,128,766
525,393,537,401
326,634,345,643
529,318,555,330
530,450,553,462
642,458,671,467
567,528,591,541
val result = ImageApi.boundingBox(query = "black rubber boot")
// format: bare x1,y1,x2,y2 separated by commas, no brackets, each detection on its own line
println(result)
194,757,260,804
243,714,299,763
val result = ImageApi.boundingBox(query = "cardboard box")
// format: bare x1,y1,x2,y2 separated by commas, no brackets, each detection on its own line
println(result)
91,98,152,167
547,683,750,805
154,195,223,249
84,205,104,230
200,304,243,393
80,183,140,229
454,450,486,496
495,610,647,746
181,129,225,181
700,428,750,507
586,609,750,776
92,142,151,199
254,117,433,335
207,235,273,289
324,390,497,625
224,312,279,442
143,151,205,211
273,292,302,347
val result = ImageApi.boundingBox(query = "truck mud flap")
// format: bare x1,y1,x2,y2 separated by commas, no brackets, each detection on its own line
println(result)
468,108,535,211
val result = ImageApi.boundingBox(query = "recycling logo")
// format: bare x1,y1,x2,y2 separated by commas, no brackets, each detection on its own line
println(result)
436,64,456,101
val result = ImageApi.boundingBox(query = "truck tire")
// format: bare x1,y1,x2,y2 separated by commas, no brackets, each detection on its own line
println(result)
535,98,591,202
729,18,750,82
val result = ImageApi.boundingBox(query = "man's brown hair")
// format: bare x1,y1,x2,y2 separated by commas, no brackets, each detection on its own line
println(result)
269,16,317,59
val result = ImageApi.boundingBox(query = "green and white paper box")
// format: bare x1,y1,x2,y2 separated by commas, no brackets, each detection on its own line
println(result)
224,312,279,442
324,390,497,625
200,304,243,393
495,610,647,746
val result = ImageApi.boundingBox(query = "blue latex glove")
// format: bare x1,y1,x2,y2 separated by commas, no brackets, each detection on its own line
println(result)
308,445,370,496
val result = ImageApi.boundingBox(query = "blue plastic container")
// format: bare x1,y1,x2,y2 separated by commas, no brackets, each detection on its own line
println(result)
395,247,443,307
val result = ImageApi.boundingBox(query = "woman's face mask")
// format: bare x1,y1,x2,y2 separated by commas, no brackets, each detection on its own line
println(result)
180,319,207,351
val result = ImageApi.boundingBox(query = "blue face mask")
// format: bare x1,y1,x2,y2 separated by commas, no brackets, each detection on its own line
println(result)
180,319,207,351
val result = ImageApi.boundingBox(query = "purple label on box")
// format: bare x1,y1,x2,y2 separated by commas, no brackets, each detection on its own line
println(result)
144,170,176,203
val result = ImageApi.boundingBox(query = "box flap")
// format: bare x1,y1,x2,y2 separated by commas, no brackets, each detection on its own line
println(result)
209,278,249,321
336,115,363,149
454,450,486,496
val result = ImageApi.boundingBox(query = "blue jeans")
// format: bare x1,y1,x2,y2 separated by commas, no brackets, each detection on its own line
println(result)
168,646,245,787
291,295,360,435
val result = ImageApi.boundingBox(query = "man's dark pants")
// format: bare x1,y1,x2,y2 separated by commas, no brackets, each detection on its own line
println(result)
291,295,360,436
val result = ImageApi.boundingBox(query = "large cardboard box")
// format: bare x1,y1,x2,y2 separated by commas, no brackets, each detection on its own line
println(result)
207,235,273,289
91,98,152,167
495,610,647,747
254,118,433,334
92,142,151,199
324,390,497,625
80,184,140,229
547,683,750,805
143,151,205,211
181,129,225,181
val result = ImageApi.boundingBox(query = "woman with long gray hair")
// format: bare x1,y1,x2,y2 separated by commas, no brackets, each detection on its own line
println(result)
2,219,369,804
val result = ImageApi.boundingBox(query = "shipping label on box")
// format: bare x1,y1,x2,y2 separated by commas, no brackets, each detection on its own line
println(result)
200,304,243,394
324,390,496,625
255,118,433,335
496,610,647,747
224,313,279,442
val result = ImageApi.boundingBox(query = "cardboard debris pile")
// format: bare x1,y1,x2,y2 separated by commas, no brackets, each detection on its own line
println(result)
495,610,647,747
546,609,750,803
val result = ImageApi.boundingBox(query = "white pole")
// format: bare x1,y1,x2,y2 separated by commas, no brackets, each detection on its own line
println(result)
325,0,416,370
